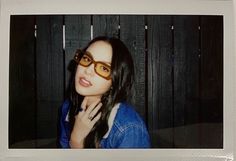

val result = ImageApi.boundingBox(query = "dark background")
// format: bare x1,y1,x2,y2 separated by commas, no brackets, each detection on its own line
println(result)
9,15,223,148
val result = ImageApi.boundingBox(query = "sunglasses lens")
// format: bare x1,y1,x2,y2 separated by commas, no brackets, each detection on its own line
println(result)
79,54,92,66
95,63,111,79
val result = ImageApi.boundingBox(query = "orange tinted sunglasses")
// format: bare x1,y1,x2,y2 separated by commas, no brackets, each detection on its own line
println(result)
74,49,111,80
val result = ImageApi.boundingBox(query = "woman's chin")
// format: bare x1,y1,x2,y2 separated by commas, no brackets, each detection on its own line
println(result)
76,88,89,96
76,87,96,97
75,85,109,97
75,86,86,96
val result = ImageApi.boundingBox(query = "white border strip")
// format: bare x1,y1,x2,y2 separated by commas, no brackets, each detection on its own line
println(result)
0,0,235,161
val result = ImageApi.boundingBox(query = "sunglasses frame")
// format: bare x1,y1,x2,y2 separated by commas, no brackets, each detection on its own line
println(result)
74,49,111,80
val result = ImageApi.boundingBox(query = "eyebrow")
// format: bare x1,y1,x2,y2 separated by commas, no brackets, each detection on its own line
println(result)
85,51,111,65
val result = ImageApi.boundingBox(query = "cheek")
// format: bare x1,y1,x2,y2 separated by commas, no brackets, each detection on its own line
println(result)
93,77,112,93
75,66,79,76
75,65,83,80
74,66,84,92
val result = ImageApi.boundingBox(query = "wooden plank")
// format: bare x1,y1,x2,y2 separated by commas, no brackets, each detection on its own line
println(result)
147,15,173,148
93,15,119,38
173,15,200,148
36,16,64,147
9,15,36,147
64,15,91,96
200,16,223,148
120,15,146,121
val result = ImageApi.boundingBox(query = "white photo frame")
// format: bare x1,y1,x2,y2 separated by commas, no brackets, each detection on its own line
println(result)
0,0,235,161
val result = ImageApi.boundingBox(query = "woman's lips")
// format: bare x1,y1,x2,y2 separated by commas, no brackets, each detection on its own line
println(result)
79,77,92,87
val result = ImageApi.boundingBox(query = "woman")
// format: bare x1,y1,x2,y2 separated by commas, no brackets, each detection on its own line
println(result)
59,36,150,148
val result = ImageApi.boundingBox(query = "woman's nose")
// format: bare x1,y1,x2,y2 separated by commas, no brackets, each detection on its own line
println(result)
84,63,95,76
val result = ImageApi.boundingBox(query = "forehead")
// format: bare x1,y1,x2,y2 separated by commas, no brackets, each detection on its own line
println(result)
86,41,112,63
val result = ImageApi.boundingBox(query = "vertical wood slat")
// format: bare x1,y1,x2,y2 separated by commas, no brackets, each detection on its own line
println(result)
9,16,36,147
200,16,223,148
93,15,119,38
64,15,91,95
173,16,200,147
120,15,146,120
36,16,64,146
147,16,173,148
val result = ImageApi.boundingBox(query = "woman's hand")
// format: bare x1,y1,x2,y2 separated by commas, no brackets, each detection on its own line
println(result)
70,97,102,148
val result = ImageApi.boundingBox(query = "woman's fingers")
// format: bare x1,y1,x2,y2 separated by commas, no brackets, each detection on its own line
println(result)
78,97,89,116
81,97,88,111
77,97,102,127
91,112,102,125
88,102,102,119
85,99,101,115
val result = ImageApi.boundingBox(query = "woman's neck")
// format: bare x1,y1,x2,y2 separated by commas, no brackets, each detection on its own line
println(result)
85,96,101,106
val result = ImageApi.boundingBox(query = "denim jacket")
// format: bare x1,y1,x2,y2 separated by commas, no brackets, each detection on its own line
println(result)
59,100,150,148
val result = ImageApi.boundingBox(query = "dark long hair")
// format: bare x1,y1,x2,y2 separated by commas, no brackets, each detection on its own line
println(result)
68,36,135,148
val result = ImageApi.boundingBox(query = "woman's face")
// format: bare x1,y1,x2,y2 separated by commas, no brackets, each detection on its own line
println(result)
75,40,112,98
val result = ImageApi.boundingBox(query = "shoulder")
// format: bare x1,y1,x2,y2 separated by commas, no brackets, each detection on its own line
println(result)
114,102,146,131
107,102,150,148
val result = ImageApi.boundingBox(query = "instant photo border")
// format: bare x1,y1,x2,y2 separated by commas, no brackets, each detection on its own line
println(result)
0,0,235,161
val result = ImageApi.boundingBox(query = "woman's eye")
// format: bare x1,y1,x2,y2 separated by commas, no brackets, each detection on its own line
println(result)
100,66,110,72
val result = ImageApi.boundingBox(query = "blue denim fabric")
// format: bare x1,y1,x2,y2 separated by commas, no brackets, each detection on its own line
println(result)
59,100,71,148
59,100,151,148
